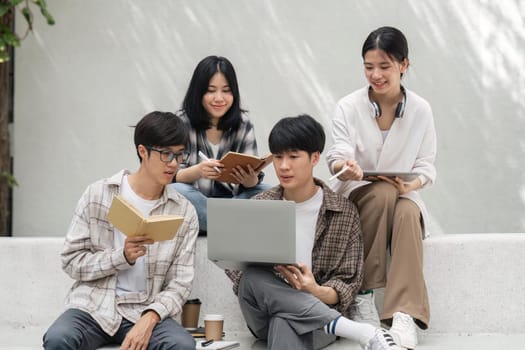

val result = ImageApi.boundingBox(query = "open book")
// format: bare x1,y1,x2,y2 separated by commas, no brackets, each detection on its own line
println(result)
216,152,273,184
107,195,183,241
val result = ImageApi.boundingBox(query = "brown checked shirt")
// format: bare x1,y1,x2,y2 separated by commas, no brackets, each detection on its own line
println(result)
225,178,363,315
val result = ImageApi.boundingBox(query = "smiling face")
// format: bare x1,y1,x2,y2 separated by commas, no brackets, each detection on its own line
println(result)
364,49,408,97
201,72,234,123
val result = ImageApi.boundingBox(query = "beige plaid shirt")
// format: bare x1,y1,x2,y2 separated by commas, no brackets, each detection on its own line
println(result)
61,170,199,335
225,178,363,315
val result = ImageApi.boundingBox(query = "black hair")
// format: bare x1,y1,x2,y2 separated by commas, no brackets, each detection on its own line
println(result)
268,114,325,155
181,55,245,132
133,111,188,162
362,26,409,75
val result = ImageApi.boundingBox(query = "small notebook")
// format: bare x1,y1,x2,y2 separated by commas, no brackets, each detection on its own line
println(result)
196,340,240,350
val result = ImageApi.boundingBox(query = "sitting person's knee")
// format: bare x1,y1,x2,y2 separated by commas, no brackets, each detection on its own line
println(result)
173,336,196,350
394,199,420,219
43,329,79,350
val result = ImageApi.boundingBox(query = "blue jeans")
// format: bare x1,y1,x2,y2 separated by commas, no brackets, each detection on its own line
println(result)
171,182,271,232
43,308,195,350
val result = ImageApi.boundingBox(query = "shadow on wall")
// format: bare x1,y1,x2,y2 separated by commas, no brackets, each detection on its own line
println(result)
403,0,525,233
12,0,525,235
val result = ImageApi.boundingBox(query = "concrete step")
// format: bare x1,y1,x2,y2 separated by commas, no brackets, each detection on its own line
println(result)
4,330,525,349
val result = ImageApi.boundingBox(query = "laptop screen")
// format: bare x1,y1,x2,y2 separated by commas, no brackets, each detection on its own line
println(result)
207,198,296,269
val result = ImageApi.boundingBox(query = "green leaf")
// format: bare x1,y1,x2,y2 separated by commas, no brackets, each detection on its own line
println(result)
41,7,55,25
0,24,10,34
21,6,32,29
0,172,18,187
33,0,47,10
2,31,20,46
0,5,11,17
9,0,25,6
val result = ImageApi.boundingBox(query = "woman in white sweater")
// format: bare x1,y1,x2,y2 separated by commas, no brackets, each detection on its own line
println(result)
326,26,437,350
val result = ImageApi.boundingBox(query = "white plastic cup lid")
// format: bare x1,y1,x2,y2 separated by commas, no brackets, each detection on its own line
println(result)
204,314,224,321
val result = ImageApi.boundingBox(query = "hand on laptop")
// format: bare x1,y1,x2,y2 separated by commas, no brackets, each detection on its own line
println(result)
275,263,317,294
275,263,340,305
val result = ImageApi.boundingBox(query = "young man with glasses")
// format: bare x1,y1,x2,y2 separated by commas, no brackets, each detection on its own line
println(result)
43,111,198,350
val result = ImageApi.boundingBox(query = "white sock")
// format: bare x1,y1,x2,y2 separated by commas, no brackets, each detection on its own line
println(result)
324,315,376,346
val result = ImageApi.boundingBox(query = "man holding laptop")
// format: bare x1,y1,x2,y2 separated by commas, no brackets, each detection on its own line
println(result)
224,115,401,350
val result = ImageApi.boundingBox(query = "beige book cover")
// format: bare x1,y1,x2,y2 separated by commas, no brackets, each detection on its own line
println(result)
107,195,183,241
216,152,273,184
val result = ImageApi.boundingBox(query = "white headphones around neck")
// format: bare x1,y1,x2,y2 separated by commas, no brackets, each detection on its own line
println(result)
369,85,406,118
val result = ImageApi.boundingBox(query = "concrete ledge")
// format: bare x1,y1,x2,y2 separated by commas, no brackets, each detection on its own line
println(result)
423,233,525,334
1,234,524,348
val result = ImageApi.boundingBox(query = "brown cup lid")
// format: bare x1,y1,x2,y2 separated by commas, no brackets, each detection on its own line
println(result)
185,298,202,304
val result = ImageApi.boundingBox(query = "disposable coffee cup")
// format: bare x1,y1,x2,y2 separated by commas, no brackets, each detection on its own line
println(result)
204,314,224,341
181,298,201,330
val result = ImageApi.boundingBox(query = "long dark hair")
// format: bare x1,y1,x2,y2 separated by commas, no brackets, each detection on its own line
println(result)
181,55,245,132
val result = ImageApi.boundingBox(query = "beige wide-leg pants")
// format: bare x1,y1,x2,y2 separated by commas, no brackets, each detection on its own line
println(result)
348,181,430,329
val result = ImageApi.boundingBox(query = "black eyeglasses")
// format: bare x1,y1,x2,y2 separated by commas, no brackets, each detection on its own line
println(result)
147,147,189,163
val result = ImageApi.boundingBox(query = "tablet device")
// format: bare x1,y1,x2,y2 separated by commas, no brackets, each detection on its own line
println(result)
363,171,420,182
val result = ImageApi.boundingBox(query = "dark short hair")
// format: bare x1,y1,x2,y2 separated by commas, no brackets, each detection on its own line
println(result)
133,111,188,161
181,55,245,132
362,26,409,65
268,114,325,155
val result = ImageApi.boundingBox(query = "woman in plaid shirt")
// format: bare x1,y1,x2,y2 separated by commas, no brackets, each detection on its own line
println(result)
172,56,269,234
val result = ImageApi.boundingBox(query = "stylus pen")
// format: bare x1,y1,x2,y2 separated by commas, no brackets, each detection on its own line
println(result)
201,339,214,347
198,151,222,173
329,165,350,181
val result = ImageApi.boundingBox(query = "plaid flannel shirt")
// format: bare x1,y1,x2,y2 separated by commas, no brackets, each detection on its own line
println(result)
175,112,262,195
225,178,363,315
61,170,199,335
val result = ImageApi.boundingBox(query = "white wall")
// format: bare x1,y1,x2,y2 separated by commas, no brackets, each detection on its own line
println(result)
12,0,525,236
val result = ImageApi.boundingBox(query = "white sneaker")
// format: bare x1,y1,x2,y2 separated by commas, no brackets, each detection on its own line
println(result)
349,291,380,327
363,328,403,350
389,312,418,349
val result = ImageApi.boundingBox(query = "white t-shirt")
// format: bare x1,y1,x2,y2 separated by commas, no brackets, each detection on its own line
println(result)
114,175,157,296
209,143,220,159
295,187,323,271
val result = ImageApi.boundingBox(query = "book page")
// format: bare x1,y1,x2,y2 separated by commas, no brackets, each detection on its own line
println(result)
107,195,183,241
107,195,144,236
139,215,183,241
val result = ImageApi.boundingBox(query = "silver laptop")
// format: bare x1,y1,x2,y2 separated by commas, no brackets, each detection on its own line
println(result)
207,198,297,269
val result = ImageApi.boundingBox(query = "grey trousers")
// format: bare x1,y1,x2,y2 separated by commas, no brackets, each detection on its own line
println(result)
42,308,195,350
238,267,340,350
